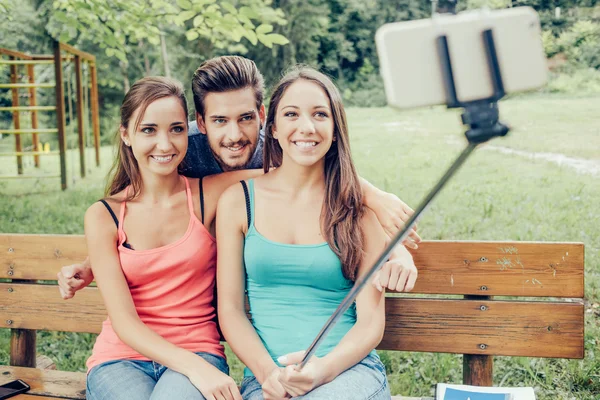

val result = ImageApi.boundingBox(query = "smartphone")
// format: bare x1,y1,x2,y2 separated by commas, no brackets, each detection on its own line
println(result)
0,379,30,399
376,7,548,109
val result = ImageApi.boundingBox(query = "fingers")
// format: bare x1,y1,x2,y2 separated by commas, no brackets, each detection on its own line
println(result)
408,229,422,244
386,261,402,291
379,260,418,292
57,271,85,299
227,385,243,400
371,270,383,292
395,268,409,292
61,264,79,280
377,262,391,291
405,268,418,292
277,351,306,366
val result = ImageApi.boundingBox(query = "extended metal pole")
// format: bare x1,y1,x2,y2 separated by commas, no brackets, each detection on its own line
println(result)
300,142,477,369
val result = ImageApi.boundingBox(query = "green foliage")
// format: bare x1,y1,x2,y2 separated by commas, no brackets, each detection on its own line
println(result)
546,68,600,93
557,20,600,69
47,0,288,62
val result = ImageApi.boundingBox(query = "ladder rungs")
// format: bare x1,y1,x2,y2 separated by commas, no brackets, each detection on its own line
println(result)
0,106,56,112
0,60,55,65
0,83,56,89
0,174,61,179
0,151,59,157
0,128,59,134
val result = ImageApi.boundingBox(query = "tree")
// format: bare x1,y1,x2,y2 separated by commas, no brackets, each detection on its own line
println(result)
46,0,290,63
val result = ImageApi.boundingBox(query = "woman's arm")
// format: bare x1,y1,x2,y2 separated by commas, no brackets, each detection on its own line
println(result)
84,202,240,400
216,184,288,398
358,176,421,247
277,209,389,396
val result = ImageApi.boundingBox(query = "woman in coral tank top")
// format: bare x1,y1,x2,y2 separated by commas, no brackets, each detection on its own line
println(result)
84,77,259,400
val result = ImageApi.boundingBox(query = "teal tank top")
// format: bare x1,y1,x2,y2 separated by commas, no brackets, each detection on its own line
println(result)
242,179,365,377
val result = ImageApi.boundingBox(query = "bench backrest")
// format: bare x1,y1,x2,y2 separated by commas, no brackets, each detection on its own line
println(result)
0,234,585,385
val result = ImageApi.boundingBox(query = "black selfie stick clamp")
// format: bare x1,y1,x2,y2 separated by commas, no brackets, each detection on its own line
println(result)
298,27,510,370
438,28,510,144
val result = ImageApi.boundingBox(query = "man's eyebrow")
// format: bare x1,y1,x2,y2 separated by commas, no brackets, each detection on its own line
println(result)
208,114,227,119
239,110,256,117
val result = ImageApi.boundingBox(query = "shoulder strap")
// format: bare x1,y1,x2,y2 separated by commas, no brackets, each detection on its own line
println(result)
240,180,251,229
199,177,205,224
98,199,119,228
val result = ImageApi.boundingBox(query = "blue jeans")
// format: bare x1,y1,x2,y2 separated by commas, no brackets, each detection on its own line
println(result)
86,352,229,400
240,353,390,400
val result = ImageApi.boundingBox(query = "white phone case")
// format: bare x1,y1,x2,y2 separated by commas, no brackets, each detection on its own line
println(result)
376,7,548,109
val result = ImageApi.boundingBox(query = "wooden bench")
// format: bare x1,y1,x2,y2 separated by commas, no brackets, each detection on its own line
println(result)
0,234,585,399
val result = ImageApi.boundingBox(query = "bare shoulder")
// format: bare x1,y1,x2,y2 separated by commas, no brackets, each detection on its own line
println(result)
85,196,121,239
218,180,247,210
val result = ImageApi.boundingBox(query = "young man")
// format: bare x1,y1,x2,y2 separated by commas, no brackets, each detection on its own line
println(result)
58,56,419,299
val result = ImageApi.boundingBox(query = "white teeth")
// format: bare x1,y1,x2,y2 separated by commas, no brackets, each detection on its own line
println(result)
152,155,173,162
294,141,317,148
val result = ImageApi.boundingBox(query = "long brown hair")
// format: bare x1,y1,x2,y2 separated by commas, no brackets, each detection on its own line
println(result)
105,76,188,200
263,66,364,281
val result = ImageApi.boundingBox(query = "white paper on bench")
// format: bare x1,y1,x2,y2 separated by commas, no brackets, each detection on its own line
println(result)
436,384,536,400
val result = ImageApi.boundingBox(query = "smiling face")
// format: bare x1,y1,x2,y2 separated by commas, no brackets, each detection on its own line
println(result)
197,87,265,172
120,96,188,178
271,80,335,169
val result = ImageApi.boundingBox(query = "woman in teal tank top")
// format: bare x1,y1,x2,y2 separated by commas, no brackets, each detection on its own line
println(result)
217,66,416,400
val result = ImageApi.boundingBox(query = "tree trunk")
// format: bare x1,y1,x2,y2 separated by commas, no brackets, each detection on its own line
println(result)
160,33,171,78
120,61,130,93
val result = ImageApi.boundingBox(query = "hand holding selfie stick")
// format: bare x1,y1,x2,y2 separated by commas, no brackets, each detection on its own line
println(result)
298,28,509,370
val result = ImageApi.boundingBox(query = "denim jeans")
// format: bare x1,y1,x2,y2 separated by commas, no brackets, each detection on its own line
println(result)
86,352,229,400
240,353,390,400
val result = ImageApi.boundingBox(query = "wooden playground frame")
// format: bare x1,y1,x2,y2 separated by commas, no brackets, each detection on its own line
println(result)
0,41,101,190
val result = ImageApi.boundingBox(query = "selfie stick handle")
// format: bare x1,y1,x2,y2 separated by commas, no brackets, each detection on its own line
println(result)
299,28,509,370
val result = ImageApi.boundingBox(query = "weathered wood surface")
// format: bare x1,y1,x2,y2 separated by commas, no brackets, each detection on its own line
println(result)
0,283,104,334
403,241,584,297
0,366,86,399
379,298,584,358
1,236,584,298
1,234,88,280
463,354,493,386
9,329,36,367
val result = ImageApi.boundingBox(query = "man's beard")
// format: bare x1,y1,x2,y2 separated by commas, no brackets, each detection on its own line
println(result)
211,139,256,171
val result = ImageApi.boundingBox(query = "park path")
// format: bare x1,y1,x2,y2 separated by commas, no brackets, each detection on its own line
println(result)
481,144,600,176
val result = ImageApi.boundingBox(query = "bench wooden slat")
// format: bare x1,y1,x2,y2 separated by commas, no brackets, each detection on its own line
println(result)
1,234,87,280
379,298,584,359
0,284,104,334
0,366,86,399
403,241,584,297
1,235,584,298
1,283,585,359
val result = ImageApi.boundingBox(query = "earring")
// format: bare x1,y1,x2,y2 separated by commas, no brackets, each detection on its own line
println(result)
124,140,130,147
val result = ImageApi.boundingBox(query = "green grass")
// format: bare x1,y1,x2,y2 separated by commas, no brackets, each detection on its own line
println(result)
1,94,599,399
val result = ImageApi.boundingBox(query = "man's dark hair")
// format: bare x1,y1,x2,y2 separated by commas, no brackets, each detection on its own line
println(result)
191,56,265,117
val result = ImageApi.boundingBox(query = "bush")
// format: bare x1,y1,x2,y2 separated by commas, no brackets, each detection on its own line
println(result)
557,20,600,69
546,68,600,94
341,73,387,107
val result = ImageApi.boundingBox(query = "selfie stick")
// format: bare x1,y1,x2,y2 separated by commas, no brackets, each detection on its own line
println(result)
299,28,510,370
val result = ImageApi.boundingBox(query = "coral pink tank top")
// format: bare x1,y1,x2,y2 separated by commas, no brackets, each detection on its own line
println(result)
87,177,224,371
